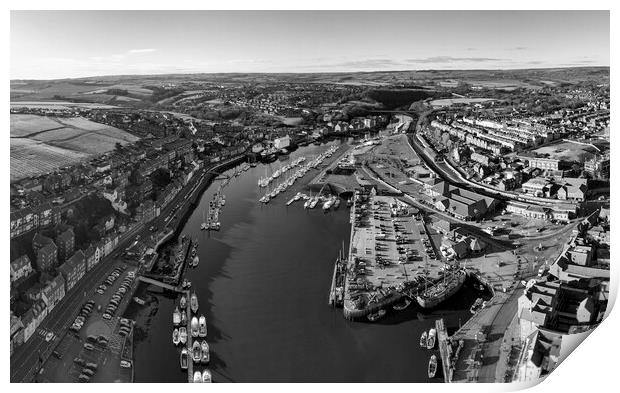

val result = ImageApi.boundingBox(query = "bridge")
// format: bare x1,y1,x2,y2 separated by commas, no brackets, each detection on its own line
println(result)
137,276,184,292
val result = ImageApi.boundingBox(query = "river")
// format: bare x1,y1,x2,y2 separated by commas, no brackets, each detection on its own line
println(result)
124,140,481,382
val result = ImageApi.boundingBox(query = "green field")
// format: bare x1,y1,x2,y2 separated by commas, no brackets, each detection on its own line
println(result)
10,114,139,182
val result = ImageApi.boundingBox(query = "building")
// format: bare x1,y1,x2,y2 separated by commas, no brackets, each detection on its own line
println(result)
274,135,291,149
10,255,34,284
41,274,66,313
56,228,75,263
584,154,610,179
10,313,25,356
57,250,86,293
526,157,561,171
521,178,551,197
35,242,58,272
85,243,102,271
513,329,562,382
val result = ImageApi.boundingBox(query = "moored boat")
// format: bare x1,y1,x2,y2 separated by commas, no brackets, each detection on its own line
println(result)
393,297,412,311
192,341,202,363
367,309,386,322
198,315,207,337
179,327,188,345
191,316,200,337
202,370,212,383
419,331,428,348
201,340,210,363
190,292,199,313
470,297,484,314
180,347,189,369
181,310,187,325
180,296,187,309
428,354,438,379
173,307,181,326
416,269,467,309
193,371,202,383
426,328,437,349
172,328,180,346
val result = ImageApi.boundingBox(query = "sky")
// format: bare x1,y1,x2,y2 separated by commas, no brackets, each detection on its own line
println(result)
10,10,610,79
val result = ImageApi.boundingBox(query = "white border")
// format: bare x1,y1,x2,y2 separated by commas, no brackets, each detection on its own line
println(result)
2,2,617,393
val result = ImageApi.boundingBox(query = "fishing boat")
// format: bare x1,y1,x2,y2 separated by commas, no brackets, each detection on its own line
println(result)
419,331,428,347
367,309,386,322
191,316,200,337
190,292,199,313
193,371,202,383
192,341,202,363
201,340,210,363
180,296,187,309
173,307,181,326
393,297,412,311
198,315,207,337
426,328,437,349
179,327,188,344
309,196,319,209
202,370,212,383
172,328,180,346
180,347,189,369
428,355,438,379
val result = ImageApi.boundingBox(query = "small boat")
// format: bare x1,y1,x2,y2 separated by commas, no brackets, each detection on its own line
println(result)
133,297,145,305
190,292,199,314
198,315,207,337
180,347,189,369
172,328,180,346
192,341,202,363
419,331,428,347
427,328,437,350
191,316,200,337
173,307,181,326
367,309,386,322
202,369,212,383
180,296,187,309
428,354,438,379
180,310,187,326
470,298,484,314
193,371,202,383
192,255,200,267
201,340,210,363
393,298,412,311
346,198,353,207
179,327,188,345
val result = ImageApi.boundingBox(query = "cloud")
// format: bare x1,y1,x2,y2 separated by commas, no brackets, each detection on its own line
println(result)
316,59,401,69
514,46,528,50
405,56,502,64
127,48,157,54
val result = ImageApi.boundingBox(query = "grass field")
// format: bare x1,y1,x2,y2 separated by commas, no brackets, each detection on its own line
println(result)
532,141,599,162
10,114,139,182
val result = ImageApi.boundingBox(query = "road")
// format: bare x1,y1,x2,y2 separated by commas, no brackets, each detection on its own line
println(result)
10,154,245,382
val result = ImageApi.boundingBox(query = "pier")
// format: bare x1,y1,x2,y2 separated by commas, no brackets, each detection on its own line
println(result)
436,318,452,383
184,289,193,383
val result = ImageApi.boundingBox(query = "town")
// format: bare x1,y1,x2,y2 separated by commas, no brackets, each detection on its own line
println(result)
10,64,610,384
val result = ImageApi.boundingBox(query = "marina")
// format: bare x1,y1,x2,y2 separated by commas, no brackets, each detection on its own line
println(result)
126,141,480,382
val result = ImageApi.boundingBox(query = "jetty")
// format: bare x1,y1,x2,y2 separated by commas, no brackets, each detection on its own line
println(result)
436,318,453,383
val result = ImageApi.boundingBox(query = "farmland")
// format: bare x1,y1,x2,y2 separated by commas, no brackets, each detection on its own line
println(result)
10,114,139,182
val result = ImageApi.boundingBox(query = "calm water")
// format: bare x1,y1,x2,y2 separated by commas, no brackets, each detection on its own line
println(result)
127,141,480,382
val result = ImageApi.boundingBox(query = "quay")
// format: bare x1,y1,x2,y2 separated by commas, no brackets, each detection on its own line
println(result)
341,190,439,320
436,318,453,383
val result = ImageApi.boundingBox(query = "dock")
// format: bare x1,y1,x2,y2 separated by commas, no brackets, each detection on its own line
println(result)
184,289,193,383
436,318,452,383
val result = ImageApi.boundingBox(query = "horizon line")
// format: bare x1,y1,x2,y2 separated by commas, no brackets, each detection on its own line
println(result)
10,64,610,82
